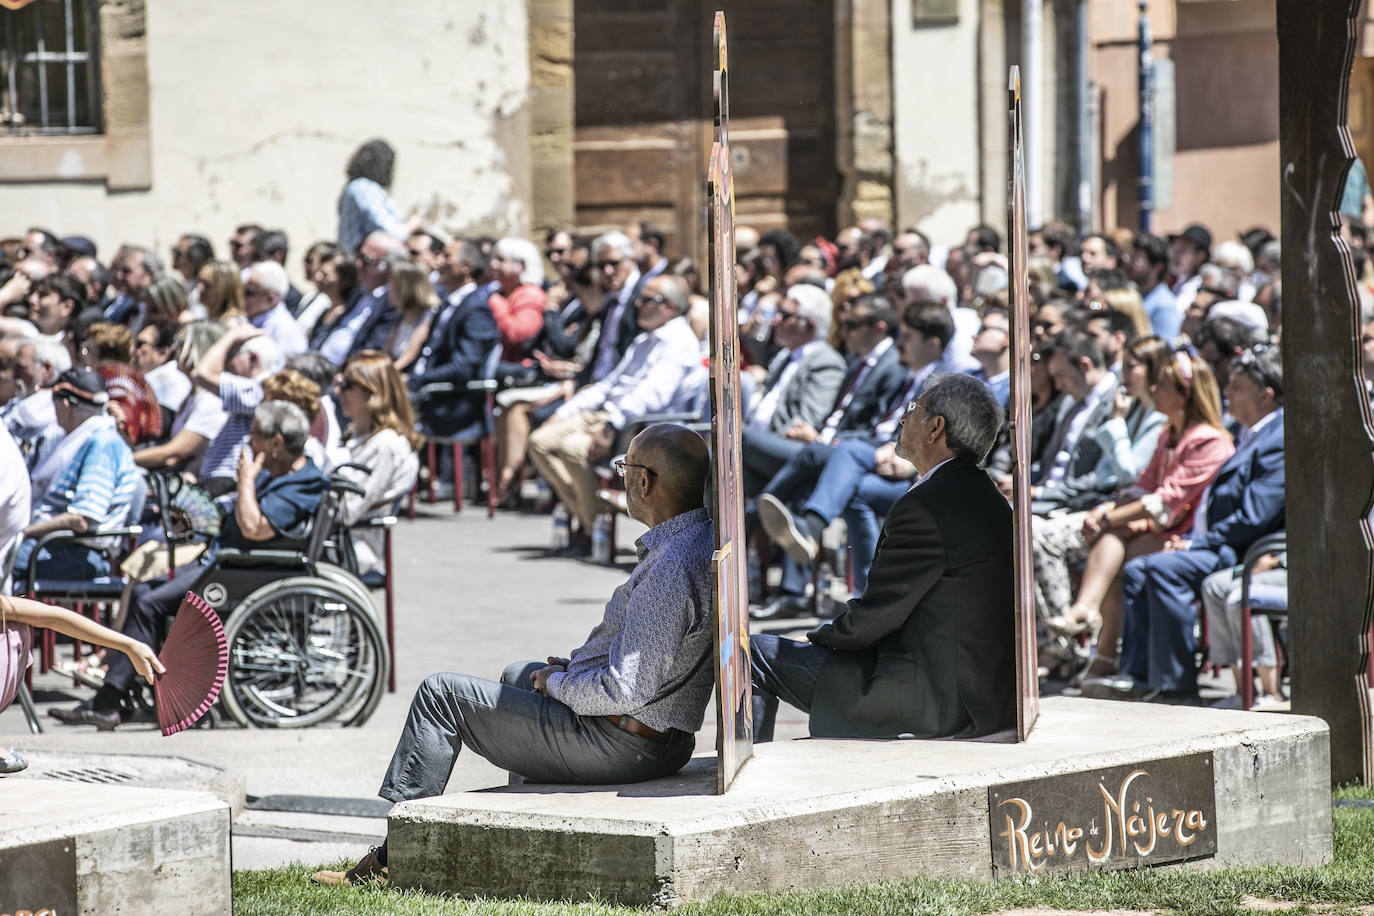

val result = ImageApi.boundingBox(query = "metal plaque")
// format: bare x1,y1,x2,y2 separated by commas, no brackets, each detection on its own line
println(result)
707,10,752,795
0,836,78,914
988,753,1217,875
1006,67,1039,741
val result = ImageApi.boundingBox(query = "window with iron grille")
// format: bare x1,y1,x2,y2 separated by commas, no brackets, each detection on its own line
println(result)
0,0,101,135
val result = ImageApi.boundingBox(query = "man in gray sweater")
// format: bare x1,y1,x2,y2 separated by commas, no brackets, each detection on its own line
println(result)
312,423,714,887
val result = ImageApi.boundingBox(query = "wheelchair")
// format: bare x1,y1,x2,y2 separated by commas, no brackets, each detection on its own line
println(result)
190,472,389,729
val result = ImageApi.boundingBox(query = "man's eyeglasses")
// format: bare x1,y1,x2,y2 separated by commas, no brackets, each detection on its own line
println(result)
611,454,656,478
637,293,670,307
901,399,926,419
774,309,802,323
243,284,269,298
839,317,875,331
357,253,382,267
595,259,621,271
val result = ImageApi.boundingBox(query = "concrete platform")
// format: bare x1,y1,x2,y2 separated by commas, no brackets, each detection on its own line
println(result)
0,779,231,914
388,697,1332,907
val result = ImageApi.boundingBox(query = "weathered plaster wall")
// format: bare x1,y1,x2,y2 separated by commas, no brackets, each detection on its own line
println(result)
892,0,984,242
1,0,531,279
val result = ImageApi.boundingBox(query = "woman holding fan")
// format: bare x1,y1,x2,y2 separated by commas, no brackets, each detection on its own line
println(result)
0,597,162,771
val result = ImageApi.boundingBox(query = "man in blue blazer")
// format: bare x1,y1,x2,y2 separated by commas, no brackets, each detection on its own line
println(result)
409,240,501,437
1086,345,1284,700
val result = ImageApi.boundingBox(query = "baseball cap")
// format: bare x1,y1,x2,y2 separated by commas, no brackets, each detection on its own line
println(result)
48,366,109,406
1168,224,1212,256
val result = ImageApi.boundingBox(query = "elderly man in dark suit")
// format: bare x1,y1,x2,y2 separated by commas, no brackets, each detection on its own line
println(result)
1085,345,1285,702
748,373,1014,740
409,239,501,438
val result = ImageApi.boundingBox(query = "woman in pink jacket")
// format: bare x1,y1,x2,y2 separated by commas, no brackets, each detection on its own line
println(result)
1048,350,1233,684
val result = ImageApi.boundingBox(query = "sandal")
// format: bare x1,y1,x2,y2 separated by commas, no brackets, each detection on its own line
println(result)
0,748,28,774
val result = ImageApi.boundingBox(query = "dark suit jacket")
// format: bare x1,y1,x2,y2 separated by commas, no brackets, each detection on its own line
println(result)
831,341,909,440
588,286,643,378
410,286,500,436
284,283,304,317
1030,383,1117,510
1189,408,1284,567
808,458,1015,739
346,288,402,362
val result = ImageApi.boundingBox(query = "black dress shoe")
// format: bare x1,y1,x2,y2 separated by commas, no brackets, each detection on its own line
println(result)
749,594,810,621
49,704,120,730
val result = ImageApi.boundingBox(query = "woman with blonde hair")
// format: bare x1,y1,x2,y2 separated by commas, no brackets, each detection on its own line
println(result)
1049,350,1235,684
333,351,421,572
827,268,875,352
383,259,438,373
194,260,246,323
1097,285,1152,339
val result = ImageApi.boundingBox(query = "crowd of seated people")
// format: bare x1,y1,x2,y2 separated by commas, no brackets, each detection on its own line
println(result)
0,197,1310,720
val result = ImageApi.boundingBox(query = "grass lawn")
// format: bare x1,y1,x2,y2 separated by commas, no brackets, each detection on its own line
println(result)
232,791,1374,916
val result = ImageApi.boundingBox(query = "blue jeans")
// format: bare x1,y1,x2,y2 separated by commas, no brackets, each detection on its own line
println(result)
748,634,831,742
1121,548,1221,693
839,477,909,594
12,537,110,584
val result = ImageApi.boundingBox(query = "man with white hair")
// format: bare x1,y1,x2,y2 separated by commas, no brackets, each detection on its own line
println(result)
191,323,284,487
901,264,980,372
746,285,846,436
105,245,162,325
1211,241,1257,303
587,230,644,382
5,336,73,470
244,261,307,356
312,231,406,366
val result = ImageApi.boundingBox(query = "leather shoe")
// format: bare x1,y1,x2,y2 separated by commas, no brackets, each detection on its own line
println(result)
49,703,120,730
749,594,809,621
757,494,818,564
311,846,388,886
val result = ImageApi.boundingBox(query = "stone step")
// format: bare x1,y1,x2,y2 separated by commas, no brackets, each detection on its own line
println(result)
387,697,1331,907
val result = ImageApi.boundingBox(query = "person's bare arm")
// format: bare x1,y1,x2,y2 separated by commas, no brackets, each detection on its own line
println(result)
134,429,210,469
23,511,90,540
4,596,164,685
233,448,276,541
190,324,261,394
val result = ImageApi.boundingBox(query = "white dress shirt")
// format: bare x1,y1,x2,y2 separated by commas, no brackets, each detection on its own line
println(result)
558,315,702,430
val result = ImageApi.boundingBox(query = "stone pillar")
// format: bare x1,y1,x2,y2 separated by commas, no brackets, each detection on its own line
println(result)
100,0,151,190
527,0,575,238
836,0,894,228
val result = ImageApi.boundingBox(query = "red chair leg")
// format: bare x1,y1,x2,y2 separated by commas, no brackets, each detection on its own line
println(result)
384,527,396,694
425,441,437,504
452,442,463,512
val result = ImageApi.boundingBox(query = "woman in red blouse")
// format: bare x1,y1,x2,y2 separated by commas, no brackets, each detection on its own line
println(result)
1051,350,1234,683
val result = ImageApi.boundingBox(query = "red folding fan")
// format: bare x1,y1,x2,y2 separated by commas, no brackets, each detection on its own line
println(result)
154,592,228,736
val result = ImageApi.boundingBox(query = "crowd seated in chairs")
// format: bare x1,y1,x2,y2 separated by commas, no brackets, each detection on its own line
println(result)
0,211,1327,718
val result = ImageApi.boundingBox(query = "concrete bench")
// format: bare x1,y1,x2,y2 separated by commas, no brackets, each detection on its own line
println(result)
387,697,1331,907
0,779,231,914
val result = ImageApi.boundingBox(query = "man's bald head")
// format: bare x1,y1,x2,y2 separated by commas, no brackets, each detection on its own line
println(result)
628,423,710,518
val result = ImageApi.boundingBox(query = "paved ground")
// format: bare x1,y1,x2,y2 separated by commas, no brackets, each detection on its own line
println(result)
0,501,815,871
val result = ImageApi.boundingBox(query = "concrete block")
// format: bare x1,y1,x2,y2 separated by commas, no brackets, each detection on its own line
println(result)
388,697,1332,907
0,780,231,915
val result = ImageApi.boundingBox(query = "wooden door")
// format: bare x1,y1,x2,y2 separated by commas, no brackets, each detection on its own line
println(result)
574,0,838,263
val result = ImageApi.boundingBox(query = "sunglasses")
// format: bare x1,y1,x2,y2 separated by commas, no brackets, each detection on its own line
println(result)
637,293,670,306
595,259,621,271
840,317,875,331
243,285,270,297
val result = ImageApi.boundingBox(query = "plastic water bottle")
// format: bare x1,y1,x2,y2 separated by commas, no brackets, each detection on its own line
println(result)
551,504,570,549
592,512,613,564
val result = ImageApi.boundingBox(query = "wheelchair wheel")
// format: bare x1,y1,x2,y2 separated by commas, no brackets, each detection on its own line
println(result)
220,576,388,728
